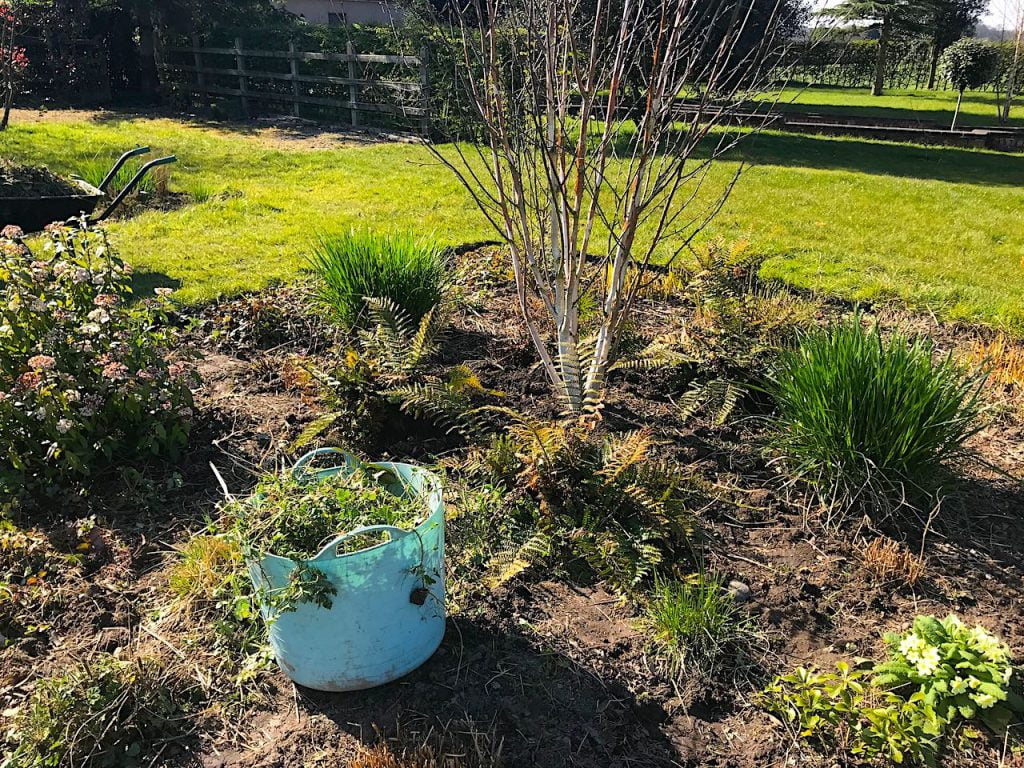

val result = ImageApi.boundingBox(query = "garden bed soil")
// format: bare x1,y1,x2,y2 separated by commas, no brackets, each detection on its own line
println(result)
0,159,81,198
3,254,1024,768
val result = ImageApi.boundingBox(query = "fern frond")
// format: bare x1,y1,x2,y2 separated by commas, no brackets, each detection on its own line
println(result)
292,412,342,449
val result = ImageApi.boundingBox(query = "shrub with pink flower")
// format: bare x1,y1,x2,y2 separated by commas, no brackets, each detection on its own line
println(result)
0,221,198,504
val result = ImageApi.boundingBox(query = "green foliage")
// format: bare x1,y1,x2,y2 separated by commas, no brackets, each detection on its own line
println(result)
765,315,985,519
873,615,1024,733
309,228,448,329
0,223,197,504
224,465,426,561
481,418,701,595
4,654,190,768
616,240,816,424
297,298,488,450
73,157,156,197
940,38,999,93
761,662,945,766
639,572,759,682
221,462,428,615
762,616,1022,765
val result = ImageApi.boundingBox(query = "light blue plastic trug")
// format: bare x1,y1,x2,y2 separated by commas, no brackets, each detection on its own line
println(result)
246,448,446,692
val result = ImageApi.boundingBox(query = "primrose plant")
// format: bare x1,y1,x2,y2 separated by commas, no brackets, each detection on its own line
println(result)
874,615,1023,731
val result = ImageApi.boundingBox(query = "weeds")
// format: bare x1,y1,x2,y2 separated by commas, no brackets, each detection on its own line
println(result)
639,572,761,686
766,315,986,525
4,654,193,768
860,537,926,587
310,229,449,328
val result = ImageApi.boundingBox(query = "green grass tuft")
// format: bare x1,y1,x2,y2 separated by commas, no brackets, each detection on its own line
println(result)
310,228,449,327
765,315,986,521
639,572,759,683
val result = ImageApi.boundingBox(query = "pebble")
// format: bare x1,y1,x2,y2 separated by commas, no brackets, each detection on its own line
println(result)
728,580,751,603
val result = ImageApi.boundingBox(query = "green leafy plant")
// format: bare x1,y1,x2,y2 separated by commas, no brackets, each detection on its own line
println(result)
4,654,191,768
297,298,490,450
765,315,985,522
873,615,1024,733
761,662,945,766
221,462,429,615
309,228,448,328
638,571,760,683
0,222,197,504
481,418,701,595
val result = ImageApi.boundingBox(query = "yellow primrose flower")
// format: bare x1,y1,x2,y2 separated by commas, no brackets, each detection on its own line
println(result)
950,676,968,694
916,646,941,676
972,692,997,709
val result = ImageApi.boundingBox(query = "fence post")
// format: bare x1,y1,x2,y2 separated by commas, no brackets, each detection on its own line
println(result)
346,40,359,127
288,41,301,118
235,37,249,118
419,45,430,138
191,33,206,101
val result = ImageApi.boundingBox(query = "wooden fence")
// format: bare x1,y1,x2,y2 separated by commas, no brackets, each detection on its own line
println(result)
162,36,430,135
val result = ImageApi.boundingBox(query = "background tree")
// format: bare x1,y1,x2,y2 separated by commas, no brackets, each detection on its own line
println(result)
0,0,27,129
425,0,794,412
922,0,985,88
825,0,934,95
939,37,997,127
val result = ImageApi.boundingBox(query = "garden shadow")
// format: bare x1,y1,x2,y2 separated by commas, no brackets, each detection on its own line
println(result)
290,614,679,767
131,270,181,297
731,130,1024,187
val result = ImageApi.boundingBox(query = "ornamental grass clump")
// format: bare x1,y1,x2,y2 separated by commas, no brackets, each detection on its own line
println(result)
765,316,985,523
0,222,197,504
309,228,448,328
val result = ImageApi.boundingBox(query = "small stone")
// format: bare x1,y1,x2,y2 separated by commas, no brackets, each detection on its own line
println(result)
728,580,752,603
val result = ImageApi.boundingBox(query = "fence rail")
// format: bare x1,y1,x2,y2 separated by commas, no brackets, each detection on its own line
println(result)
161,37,430,134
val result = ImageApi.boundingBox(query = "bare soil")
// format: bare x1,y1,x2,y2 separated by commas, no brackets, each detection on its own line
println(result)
2,259,1023,768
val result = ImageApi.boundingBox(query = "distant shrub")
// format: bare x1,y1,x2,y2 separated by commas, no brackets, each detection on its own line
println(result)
4,654,190,768
0,223,197,504
309,228,448,328
765,316,984,521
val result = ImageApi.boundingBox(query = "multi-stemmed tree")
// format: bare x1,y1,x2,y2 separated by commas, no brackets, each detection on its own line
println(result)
426,0,796,413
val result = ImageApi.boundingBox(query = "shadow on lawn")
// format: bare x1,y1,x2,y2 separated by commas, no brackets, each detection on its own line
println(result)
131,269,182,298
768,88,1011,129
730,129,1024,187
290,615,680,768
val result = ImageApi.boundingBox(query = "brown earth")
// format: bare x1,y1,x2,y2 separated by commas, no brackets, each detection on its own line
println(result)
2,259,1023,768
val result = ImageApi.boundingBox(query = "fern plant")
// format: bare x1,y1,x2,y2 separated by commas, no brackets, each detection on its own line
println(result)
297,298,491,450
614,240,817,425
474,415,702,595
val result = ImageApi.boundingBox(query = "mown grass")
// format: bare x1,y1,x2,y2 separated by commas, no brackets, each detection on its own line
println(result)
2,111,1023,330
763,84,1021,128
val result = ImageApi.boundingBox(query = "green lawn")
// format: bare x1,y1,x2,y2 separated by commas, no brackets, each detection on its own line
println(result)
2,112,1024,331
762,85,1020,129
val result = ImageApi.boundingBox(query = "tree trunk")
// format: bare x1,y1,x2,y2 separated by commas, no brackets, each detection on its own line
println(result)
951,88,963,130
872,15,890,96
1,83,13,130
135,2,159,99
1003,21,1024,122
926,42,939,90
